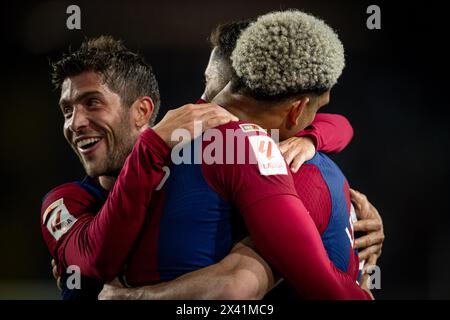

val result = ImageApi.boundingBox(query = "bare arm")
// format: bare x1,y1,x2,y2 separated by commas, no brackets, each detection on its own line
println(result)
99,238,276,300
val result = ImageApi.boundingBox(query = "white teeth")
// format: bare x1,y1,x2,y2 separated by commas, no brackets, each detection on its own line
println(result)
77,137,101,148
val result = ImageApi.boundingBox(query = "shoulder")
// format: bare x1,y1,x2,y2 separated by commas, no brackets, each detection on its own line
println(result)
203,121,286,175
212,121,268,136
42,181,92,205
42,182,84,203
41,180,100,223
43,177,106,204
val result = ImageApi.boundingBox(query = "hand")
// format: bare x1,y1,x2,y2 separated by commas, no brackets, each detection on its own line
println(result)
51,259,62,291
350,189,384,261
359,254,377,299
279,136,316,173
99,278,133,300
152,103,239,148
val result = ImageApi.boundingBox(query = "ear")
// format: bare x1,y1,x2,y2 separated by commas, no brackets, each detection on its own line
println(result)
287,97,309,128
131,96,154,129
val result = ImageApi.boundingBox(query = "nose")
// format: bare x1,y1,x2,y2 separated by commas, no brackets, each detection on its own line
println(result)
68,105,89,133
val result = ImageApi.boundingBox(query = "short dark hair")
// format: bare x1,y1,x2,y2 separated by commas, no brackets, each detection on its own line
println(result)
209,20,252,62
51,36,161,125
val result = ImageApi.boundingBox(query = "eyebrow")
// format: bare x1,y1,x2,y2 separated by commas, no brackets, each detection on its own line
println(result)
59,90,103,108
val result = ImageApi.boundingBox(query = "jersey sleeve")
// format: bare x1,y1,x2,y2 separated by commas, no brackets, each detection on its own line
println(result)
201,122,299,210
40,128,171,281
296,113,354,153
202,122,370,299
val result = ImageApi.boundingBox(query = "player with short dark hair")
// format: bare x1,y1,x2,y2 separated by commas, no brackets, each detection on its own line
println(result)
42,36,240,299
53,35,161,126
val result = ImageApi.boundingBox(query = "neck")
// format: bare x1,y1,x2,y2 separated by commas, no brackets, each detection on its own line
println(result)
212,85,285,131
98,176,116,191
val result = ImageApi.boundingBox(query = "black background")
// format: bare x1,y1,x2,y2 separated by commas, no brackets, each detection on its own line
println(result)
0,0,448,299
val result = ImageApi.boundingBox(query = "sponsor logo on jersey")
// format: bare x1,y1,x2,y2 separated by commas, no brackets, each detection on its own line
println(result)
239,123,267,134
44,198,77,240
248,135,288,175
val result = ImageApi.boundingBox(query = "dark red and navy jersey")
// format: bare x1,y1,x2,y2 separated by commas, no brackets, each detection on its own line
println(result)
296,152,359,280
41,129,172,299
265,152,360,301
41,115,369,299
46,177,108,300
125,137,359,285
122,121,368,299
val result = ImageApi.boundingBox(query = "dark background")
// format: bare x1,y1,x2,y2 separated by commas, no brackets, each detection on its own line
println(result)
0,0,448,299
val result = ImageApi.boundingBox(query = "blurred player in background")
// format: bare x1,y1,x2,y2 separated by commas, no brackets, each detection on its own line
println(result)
42,36,241,299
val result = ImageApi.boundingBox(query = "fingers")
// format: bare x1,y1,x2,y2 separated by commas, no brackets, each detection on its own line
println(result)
349,188,367,210
52,264,59,280
353,218,382,232
282,148,298,167
350,189,382,224
57,277,62,291
359,254,378,297
99,285,132,300
202,114,237,131
358,244,382,261
362,254,379,276
350,188,363,201
98,286,112,300
290,154,306,173
365,254,378,268
279,137,315,172
279,139,297,164
192,104,239,122
350,190,370,219
278,139,293,154
355,231,385,249
51,260,62,291
153,104,239,147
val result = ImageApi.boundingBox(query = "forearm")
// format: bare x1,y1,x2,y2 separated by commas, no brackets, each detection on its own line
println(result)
297,113,353,153
136,268,237,300
114,242,275,300
59,128,171,280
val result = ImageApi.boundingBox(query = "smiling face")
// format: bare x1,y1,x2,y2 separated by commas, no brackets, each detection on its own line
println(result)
60,71,139,177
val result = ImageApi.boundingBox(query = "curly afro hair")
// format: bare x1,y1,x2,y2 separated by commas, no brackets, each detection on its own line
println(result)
231,10,345,100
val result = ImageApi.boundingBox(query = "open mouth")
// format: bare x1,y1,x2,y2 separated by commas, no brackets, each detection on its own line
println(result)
76,137,102,154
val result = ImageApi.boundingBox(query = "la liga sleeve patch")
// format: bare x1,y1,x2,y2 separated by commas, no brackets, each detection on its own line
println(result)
43,198,78,240
248,135,288,176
